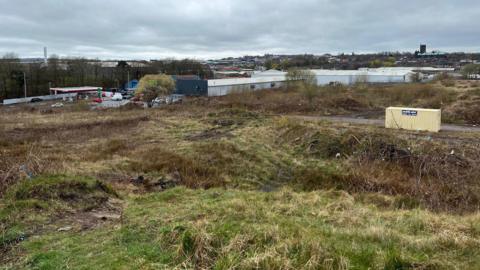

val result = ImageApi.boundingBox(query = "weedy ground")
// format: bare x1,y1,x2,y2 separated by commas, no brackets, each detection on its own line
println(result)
190,80,480,125
1,90,480,269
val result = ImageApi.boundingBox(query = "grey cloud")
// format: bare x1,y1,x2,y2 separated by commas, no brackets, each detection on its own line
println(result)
0,0,479,59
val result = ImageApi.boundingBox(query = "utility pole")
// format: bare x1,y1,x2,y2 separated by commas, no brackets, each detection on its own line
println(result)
127,70,130,89
23,71,27,99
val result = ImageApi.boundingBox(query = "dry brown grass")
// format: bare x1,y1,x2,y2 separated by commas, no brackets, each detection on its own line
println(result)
444,88,480,124
2,102,480,269
210,86,374,115
0,145,45,196
0,109,150,195
188,82,465,121
1,115,149,144
1,103,479,213
276,119,480,212
125,147,225,189
361,83,455,108
348,140,480,212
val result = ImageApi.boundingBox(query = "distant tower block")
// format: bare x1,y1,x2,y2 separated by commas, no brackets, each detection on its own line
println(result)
420,44,427,54
44,47,48,66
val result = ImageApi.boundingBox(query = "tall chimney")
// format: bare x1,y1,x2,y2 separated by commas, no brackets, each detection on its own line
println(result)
44,47,48,66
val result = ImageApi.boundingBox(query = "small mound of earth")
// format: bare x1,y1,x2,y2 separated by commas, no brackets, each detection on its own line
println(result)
56,197,123,232
5,175,123,232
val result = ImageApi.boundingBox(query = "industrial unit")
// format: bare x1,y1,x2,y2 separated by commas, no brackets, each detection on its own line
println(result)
251,69,288,78
180,67,420,97
43,67,421,100
311,69,414,85
208,76,287,97
358,67,455,74
252,69,415,86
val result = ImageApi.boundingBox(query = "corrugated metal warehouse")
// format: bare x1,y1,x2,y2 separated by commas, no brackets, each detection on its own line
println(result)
359,67,455,73
311,70,414,85
208,77,287,97
180,68,418,97
251,69,287,78
252,69,415,85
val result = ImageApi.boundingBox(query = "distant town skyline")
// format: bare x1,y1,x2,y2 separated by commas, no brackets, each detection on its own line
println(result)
1,0,479,60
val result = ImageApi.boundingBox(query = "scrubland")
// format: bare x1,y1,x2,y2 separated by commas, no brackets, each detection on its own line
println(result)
196,80,480,125
1,81,480,269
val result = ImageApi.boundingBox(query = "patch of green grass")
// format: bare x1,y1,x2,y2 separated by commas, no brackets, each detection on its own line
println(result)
0,175,117,252
8,187,480,269
5,175,117,202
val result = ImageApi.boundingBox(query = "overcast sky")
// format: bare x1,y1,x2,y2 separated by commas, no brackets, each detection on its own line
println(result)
1,0,479,60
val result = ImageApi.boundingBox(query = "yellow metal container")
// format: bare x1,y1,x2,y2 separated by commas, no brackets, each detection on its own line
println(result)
385,107,441,132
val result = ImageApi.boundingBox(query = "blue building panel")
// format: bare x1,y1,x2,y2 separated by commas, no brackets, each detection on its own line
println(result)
174,79,208,96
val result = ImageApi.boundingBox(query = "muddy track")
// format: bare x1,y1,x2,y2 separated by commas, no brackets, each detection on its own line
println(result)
290,115,480,133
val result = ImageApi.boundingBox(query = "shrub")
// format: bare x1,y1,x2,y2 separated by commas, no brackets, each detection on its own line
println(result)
136,74,175,102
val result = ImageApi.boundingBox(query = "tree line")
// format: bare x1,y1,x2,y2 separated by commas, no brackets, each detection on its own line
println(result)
0,53,213,100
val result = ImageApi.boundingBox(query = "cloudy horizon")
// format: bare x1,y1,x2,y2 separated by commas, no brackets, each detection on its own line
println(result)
1,0,479,60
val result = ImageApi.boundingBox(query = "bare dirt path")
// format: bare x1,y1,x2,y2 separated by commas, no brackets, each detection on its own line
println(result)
289,115,480,133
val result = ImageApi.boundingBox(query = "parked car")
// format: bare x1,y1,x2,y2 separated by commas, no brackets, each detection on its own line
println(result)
166,94,184,104
112,93,123,101
151,95,184,106
123,94,133,100
153,97,166,104
30,98,43,103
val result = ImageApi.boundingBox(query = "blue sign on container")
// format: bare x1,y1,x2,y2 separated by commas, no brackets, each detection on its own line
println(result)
402,110,418,116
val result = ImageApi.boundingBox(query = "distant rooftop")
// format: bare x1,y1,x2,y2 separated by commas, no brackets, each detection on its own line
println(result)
208,76,287,87
50,86,101,93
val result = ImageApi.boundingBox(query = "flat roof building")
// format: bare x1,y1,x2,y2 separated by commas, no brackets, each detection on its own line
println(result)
208,76,287,97
50,87,101,95
252,69,415,86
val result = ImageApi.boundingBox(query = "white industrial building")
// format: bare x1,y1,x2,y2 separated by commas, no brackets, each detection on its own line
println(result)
208,67,429,97
358,67,455,74
358,67,455,73
251,69,287,78
313,69,414,85
208,76,287,97
252,69,414,86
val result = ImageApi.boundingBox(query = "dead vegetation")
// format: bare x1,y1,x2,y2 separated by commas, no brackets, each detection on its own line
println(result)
444,88,480,124
0,112,150,195
0,145,55,197
1,106,479,213
187,81,480,124
1,115,149,144
276,119,480,212
1,103,480,268
125,147,225,189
